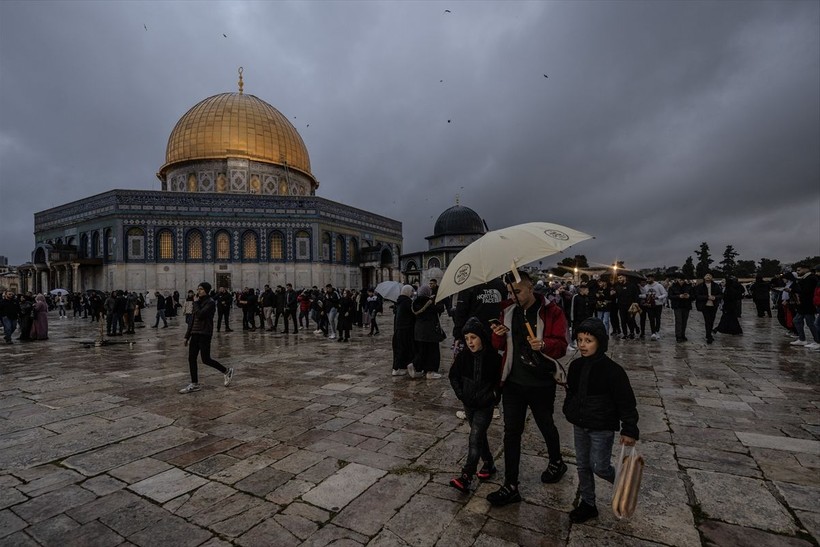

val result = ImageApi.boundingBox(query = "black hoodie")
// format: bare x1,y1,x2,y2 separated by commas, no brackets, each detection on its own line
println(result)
448,318,502,409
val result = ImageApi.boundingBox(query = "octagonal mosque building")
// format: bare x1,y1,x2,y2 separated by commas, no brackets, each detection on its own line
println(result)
19,74,402,294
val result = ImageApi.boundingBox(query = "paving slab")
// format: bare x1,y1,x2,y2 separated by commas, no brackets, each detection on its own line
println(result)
301,462,387,511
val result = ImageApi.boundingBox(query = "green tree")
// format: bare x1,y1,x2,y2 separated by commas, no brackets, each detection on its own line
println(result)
681,256,695,279
792,256,820,269
758,258,782,277
735,260,756,278
558,255,589,268
720,245,739,277
694,242,713,278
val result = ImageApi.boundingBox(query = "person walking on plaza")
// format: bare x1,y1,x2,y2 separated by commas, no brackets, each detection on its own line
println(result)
408,284,446,379
180,282,234,394
791,265,820,350
749,274,772,318
640,273,668,340
562,317,639,524
1,291,21,344
391,285,416,376
216,286,233,332
336,289,354,342
261,285,275,331
694,273,722,344
366,288,381,336
30,294,49,340
668,274,693,342
284,283,299,334
448,317,501,494
569,282,596,348
153,291,168,328
614,274,640,339
487,271,569,507
715,276,744,336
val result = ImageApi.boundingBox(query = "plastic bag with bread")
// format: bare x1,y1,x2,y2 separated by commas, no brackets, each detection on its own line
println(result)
611,443,644,519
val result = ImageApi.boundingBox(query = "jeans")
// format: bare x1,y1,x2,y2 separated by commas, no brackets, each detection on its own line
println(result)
574,426,615,506
188,334,227,383
647,306,662,334
2,317,17,342
673,308,690,340
283,307,298,333
794,312,819,343
463,405,494,476
327,308,338,337
153,309,167,327
500,381,561,485
217,308,230,330
299,308,309,328
596,310,610,334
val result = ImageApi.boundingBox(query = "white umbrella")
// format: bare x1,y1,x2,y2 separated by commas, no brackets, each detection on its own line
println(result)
374,280,405,302
436,222,593,303
49,288,69,296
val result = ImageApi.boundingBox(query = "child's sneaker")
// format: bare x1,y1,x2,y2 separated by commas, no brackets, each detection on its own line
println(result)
486,484,521,506
224,367,234,387
449,473,472,493
569,501,599,523
541,460,567,483
476,465,497,480
179,383,201,394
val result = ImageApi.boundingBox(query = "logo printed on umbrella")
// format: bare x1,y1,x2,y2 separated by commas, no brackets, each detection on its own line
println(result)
454,264,471,285
544,230,570,241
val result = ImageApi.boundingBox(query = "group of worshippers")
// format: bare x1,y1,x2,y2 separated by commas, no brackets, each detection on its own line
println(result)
0,291,49,343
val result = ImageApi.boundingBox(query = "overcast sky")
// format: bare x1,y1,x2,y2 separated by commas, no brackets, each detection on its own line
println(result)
1,0,818,269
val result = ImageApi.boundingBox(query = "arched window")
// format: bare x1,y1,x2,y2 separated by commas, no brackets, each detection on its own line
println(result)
269,231,285,261
406,261,418,272
215,231,231,261
427,257,441,269
186,230,203,261
242,231,258,261
349,238,359,266
126,228,144,261
295,230,311,261
321,232,331,261
335,235,345,263
104,228,113,260
157,229,174,261
66,236,75,246
91,232,100,258
79,234,88,258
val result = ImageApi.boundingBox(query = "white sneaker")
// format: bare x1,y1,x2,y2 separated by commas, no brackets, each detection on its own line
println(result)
329,334,336,340
493,408,501,419
805,342,820,350
790,340,808,346
313,329,323,335
224,367,234,387
407,363,416,378
427,372,443,379
456,410,466,420
179,383,201,394
392,369,406,376
650,333,659,341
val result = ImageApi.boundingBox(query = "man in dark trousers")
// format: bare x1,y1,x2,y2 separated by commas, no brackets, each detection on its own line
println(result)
284,283,299,334
180,282,234,394
216,287,233,332
487,271,569,506
1,291,21,344
694,273,723,344
152,291,168,328
668,274,693,342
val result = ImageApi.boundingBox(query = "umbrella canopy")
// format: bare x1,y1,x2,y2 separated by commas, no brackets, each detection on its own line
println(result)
374,280,405,302
615,270,646,281
436,222,593,302
49,288,69,296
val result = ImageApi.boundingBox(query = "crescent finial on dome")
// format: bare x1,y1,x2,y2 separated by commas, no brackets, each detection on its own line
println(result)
238,67,244,95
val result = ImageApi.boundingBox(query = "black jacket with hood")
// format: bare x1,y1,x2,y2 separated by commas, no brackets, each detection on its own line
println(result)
562,318,640,439
448,318,502,409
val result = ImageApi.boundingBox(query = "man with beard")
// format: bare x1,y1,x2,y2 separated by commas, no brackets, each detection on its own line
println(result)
668,274,693,342
614,275,640,339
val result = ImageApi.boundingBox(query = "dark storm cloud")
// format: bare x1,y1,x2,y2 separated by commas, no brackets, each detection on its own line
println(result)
1,1,818,269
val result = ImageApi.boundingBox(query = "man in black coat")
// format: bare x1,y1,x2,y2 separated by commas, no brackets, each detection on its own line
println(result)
216,287,233,332
1,291,21,344
693,273,723,344
152,292,168,328
180,282,234,394
668,274,693,342
614,275,640,339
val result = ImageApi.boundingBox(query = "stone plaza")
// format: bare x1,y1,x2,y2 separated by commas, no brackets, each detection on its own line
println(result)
1,303,818,546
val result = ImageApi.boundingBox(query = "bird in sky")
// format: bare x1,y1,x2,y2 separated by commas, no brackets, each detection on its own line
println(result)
447,120,451,123
544,74,548,78
144,24,148,31
444,9,451,14
223,33,228,38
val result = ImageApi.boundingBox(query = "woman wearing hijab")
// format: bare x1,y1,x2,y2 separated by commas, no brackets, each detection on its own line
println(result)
408,284,446,379
715,276,744,336
391,285,416,376
30,294,49,340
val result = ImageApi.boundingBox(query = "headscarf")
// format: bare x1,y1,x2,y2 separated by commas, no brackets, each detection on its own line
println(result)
417,284,432,298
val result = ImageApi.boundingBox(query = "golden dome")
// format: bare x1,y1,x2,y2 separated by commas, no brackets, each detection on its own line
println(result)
159,92,312,179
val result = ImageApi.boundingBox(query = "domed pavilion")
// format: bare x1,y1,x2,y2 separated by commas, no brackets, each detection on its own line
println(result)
19,70,402,294
400,201,488,286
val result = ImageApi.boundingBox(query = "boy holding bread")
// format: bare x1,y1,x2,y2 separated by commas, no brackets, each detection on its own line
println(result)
562,317,639,523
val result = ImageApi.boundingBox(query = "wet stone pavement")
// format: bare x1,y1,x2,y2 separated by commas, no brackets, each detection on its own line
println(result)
1,302,818,547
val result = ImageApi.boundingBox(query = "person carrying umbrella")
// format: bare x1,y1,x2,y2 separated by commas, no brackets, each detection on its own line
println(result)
487,270,569,506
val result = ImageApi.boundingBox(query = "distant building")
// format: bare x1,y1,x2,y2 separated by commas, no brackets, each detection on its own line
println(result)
17,71,402,294
400,202,488,286
0,256,8,266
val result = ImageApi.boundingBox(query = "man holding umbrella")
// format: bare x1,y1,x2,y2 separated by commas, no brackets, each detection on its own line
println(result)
487,270,569,506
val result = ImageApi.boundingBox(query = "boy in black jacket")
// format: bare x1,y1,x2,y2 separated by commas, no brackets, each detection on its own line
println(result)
448,317,502,493
563,317,639,523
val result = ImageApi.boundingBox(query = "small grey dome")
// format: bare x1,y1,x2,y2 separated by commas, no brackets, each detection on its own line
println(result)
433,205,486,237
